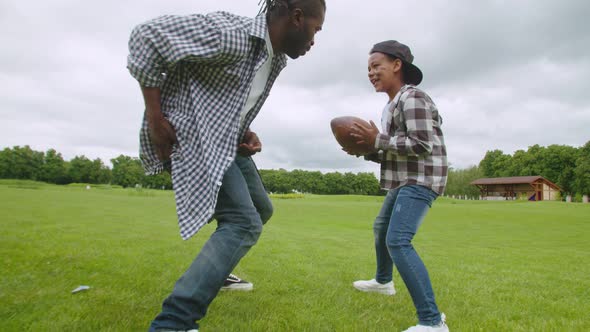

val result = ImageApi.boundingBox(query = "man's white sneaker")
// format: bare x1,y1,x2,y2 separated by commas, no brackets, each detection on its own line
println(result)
402,313,449,332
352,279,396,295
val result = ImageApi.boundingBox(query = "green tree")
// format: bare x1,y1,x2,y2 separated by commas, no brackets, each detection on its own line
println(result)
0,146,44,180
0,147,14,178
38,149,69,184
542,145,579,193
353,172,381,195
446,165,483,198
324,172,348,194
305,171,328,194
508,149,527,176
111,155,145,188
521,144,545,176
290,169,315,193
574,141,590,195
68,156,90,183
91,159,112,184
479,150,511,177
144,172,172,190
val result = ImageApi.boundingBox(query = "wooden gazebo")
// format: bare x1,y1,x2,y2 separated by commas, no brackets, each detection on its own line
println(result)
471,176,561,201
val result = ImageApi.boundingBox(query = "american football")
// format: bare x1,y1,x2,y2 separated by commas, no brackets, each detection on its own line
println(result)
330,116,372,155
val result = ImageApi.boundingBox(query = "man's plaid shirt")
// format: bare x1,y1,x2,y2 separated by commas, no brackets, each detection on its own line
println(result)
127,12,287,239
368,85,448,194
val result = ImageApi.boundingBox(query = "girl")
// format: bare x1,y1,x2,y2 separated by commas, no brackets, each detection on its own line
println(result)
348,40,449,332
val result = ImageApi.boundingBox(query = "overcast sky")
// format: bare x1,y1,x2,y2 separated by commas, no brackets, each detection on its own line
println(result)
1,0,589,175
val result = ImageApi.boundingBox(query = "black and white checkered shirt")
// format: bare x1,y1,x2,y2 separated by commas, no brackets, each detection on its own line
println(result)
127,12,287,239
368,85,448,194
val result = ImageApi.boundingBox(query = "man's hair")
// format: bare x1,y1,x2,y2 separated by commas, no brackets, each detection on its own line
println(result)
259,0,326,18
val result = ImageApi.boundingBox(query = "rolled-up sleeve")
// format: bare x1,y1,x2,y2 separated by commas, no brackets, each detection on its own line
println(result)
127,14,222,87
376,89,434,156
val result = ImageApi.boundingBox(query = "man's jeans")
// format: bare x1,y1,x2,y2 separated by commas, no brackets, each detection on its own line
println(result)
373,185,442,326
149,156,272,331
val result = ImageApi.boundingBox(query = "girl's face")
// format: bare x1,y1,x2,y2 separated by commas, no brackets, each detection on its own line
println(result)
368,52,401,94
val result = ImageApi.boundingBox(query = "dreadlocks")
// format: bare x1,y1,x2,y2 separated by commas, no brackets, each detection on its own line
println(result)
258,0,326,18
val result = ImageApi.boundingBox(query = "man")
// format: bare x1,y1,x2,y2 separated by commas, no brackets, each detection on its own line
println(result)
127,0,326,331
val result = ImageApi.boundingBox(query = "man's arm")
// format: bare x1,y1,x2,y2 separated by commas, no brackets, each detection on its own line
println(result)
141,86,177,161
128,14,229,160
127,14,226,87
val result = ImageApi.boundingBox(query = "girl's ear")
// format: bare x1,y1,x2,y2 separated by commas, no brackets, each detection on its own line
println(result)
393,58,403,73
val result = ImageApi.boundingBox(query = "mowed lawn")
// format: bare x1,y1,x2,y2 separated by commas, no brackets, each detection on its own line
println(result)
1,180,589,332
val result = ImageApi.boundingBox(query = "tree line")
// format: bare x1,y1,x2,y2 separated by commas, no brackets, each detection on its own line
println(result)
0,146,380,194
444,141,590,198
1,141,588,196
0,146,171,189
477,142,590,196
259,169,381,195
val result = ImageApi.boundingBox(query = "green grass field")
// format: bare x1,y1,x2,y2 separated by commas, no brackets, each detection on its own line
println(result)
1,180,589,332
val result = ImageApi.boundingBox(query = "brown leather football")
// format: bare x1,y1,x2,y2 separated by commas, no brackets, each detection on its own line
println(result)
330,116,372,155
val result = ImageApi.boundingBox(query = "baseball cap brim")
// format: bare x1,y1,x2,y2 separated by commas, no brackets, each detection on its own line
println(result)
402,61,423,86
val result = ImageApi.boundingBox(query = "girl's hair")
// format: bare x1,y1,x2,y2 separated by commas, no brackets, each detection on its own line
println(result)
383,54,408,84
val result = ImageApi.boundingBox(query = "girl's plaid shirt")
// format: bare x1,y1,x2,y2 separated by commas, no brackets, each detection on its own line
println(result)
367,85,448,195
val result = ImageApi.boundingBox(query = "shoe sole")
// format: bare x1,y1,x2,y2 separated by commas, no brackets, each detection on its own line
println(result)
220,284,254,291
352,284,396,295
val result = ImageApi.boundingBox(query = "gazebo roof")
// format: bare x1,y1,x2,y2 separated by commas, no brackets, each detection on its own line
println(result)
471,176,561,190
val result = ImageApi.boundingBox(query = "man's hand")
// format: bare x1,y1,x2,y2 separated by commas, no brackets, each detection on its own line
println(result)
350,120,380,153
148,113,178,161
141,86,178,161
238,130,262,157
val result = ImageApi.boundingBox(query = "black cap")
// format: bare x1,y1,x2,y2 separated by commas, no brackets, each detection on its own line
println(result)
370,40,423,85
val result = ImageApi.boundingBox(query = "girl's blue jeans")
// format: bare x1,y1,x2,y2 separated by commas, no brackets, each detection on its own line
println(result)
373,184,442,326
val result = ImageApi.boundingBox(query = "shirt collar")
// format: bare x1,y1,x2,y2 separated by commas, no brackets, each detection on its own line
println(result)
251,14,287,68
265,27,274,58
391,84,415,106
250,15,268,40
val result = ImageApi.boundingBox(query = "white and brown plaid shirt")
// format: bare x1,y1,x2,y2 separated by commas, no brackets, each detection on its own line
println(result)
368,85,448,194
127,12,287,239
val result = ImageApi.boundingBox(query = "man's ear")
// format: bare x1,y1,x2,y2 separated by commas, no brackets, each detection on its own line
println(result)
290,8,304,28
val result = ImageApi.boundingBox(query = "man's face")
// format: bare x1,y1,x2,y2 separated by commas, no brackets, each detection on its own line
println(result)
283,8,324,59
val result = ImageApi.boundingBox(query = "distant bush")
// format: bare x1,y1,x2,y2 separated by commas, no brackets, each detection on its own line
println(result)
0,179,45,190
269,193,305,199
66,183,123,190
67,183,92,187
0,179,46,187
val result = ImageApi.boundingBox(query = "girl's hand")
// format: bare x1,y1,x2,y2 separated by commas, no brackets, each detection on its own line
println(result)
350,120,380,152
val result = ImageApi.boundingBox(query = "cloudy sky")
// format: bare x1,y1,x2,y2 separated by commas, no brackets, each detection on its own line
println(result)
1,0,589,175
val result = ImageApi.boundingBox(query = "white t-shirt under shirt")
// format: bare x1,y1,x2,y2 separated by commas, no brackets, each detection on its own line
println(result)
377,99,395,149
376,85,409,149
240,28,274,125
